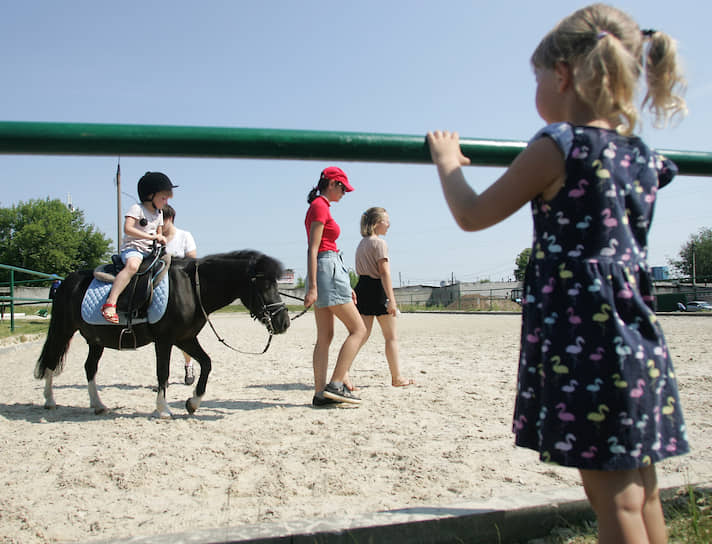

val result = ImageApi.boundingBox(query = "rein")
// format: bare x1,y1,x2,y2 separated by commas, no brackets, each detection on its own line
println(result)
278,291,310,320
193,261,276,355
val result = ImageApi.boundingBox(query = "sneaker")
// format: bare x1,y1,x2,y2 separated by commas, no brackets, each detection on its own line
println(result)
323,382,361,404
184,365,195,386
312,394,341,407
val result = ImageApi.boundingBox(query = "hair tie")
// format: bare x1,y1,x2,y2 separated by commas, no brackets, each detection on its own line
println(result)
641,28,657,37
596,30,609,40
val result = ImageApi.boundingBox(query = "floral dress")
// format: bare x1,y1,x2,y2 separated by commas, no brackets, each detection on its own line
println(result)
513,123,689,470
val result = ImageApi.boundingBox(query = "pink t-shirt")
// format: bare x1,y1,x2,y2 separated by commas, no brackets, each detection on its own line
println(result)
355,236,389,279
305,196,340,253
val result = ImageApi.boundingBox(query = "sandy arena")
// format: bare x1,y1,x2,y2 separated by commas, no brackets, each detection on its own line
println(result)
1,312,710,543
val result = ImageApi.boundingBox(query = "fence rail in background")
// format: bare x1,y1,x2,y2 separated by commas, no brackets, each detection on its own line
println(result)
1,121,712,176
0,121,710,327
0,264,61,332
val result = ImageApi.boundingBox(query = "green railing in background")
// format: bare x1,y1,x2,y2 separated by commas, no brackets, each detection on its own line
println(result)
0,121,710,331
1,121,712,176
0,264,61,332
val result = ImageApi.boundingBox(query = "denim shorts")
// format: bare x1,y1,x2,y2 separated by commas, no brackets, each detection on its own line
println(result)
120,248,146,264
308,251,352,308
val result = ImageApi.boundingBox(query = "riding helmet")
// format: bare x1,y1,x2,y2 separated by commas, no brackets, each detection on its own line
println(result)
137,172,178,202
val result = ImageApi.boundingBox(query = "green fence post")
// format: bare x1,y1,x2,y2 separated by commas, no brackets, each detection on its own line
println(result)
9,269,14,332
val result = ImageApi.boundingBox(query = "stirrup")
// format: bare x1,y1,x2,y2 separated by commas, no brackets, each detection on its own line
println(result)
119,327,137,350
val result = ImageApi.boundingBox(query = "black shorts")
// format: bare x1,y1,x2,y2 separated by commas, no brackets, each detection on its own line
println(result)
355,275,388,316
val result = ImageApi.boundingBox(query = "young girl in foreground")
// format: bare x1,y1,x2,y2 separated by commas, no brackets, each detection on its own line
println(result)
428,4,688,543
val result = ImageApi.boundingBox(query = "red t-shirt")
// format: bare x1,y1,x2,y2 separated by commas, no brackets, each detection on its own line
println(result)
305,196,340,253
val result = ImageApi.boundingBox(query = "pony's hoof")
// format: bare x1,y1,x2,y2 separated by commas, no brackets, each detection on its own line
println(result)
152,409,173,419
44,402,57,410
93,406,108,415
185,399,196,414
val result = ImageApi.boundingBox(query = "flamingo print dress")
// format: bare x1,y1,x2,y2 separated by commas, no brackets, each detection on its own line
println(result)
513,123,689,470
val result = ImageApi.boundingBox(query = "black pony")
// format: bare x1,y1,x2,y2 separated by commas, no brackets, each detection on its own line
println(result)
34,250,290,418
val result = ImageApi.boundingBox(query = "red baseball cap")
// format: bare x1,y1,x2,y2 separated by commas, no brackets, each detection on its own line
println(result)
321,166,353,192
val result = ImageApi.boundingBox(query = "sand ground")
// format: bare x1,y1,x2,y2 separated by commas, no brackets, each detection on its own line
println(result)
0,312,710,543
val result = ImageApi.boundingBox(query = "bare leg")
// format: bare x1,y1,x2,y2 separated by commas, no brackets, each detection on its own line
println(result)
104,257,140,318
359,315,375,347
329,302,367,383
341,314,374,391
640,466,667,544
580,466,666,544
375,314,412,386
312,307,334,393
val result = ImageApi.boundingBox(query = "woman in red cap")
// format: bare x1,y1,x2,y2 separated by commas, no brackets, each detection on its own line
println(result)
304,167,367,406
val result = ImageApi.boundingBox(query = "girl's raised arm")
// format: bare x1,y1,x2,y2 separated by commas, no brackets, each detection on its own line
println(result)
427,130,565,231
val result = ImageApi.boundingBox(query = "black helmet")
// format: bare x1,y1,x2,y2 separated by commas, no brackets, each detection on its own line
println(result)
137,172,178,202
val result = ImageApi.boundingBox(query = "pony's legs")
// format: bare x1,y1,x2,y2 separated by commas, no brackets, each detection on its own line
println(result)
176,338,211,414
43,374,56,409
84,344,108,414
153,341,173,419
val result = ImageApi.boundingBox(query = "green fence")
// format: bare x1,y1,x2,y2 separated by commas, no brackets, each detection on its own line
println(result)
0,120,710,330
1,121,712,175
0,264,61,332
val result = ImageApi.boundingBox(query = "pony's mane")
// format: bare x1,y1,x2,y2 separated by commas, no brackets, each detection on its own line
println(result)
201,250,284,282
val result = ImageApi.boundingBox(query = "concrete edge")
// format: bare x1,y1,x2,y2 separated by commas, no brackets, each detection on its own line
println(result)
87,482,711,544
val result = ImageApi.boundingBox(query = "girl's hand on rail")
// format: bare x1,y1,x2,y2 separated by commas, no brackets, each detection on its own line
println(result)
426,131,471,173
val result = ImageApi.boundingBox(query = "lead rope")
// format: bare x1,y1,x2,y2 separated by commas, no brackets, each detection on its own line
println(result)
278,291,310,320
194,261,273,355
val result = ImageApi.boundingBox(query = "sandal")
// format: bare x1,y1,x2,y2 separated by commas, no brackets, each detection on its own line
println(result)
101,303,119,324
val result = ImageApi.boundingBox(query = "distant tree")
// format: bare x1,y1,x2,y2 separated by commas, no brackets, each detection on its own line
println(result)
349,269,358,288
295,276,305,289
514,248,532,282
0,198,112,280
669,228,712,282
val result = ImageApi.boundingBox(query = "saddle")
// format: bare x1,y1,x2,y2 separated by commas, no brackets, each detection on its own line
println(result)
94,244,171,321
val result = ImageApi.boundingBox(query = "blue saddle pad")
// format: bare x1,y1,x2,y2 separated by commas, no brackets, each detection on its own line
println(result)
81,275,169,326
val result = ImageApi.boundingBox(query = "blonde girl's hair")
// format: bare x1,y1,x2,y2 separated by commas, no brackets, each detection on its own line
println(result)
530,3,686,135
360,207,387,237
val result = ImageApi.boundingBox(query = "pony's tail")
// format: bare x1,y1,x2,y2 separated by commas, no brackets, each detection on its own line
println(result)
34,286,74,379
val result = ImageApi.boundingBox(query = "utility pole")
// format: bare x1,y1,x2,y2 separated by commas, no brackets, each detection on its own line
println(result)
115,159,121,254
692,244,696,287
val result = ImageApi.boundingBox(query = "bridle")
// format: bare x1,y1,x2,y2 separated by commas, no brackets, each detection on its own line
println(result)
194,259,288,355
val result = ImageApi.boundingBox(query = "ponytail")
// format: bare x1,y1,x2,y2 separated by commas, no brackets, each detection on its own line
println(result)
642,31,687,128
307,174,331,203
307,187,319,203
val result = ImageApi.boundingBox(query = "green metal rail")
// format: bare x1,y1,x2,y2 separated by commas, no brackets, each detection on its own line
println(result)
0,264,61,332
1,121,711,176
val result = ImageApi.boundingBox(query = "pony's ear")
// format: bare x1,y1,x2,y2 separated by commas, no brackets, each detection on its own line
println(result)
256,253,284,282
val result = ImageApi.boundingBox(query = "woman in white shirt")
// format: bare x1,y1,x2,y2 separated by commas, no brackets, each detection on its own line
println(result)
162,205,198,385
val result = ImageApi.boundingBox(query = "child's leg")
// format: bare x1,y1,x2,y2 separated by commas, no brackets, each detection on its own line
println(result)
639,465,666,544
580,467,666,544
105,257,141,306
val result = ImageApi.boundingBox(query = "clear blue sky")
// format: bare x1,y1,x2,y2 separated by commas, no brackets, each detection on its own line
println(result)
1,1,710,285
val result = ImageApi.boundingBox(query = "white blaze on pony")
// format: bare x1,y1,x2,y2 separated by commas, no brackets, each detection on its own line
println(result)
34,250,290,419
